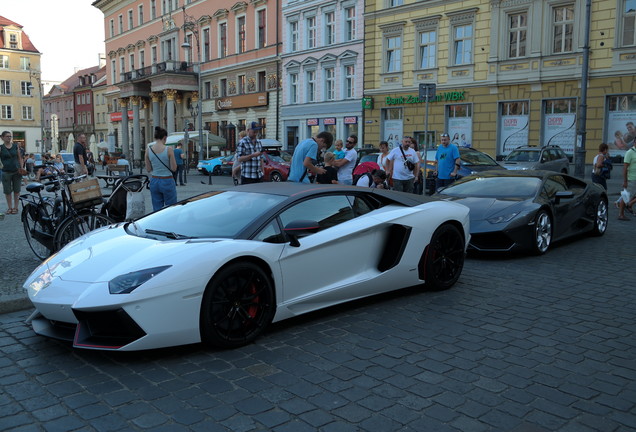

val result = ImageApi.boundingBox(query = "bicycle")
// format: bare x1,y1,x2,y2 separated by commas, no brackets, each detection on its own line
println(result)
20,172,115,260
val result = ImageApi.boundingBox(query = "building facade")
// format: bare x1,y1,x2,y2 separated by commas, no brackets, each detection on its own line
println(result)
0,16,42,153
281,0,365,149
363,0,636,163
93,0,283,164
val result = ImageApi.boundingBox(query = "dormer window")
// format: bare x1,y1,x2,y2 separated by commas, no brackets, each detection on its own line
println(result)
9,34,17,49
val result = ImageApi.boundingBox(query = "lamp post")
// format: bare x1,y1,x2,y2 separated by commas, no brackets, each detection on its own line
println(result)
28,68,45,153
181,6,203,168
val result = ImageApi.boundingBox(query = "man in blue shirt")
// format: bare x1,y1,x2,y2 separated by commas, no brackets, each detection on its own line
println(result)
288,131,333,183
435,132,461,192
173,143,185,185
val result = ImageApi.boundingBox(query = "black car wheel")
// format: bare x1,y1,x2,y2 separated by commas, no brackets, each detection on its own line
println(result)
424,224,465,291
532,210,552,255
592,199,608,236
200,262,275,348
270,171,283,182
212,165,221,176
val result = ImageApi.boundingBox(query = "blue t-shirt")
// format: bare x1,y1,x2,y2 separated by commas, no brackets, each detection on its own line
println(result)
288,138,318,183
435,144,460,179
174,148,184,166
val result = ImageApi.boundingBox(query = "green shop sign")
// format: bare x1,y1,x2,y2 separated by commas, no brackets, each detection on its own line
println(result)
386,91,466,106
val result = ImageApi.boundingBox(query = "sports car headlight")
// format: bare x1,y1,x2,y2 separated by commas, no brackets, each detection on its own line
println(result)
487,212,520,224
109,266,171,294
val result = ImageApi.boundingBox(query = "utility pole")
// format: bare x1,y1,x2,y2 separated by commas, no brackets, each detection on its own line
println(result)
575,0,592,178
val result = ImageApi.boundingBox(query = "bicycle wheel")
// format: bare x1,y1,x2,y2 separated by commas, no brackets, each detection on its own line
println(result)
54,212,115,252
22,203,55,260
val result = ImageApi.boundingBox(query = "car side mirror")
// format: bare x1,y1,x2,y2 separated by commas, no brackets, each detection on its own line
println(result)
283,220,320,247
554,190,574,204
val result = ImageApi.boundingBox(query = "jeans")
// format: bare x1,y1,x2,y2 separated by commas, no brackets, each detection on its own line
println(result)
435,177,456,193
393,178,414,193
150,177,177,211
241,176,262,184
340,179,353,186
173,164,185,185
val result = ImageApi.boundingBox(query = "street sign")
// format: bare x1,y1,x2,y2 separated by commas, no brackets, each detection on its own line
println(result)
419,83,436,102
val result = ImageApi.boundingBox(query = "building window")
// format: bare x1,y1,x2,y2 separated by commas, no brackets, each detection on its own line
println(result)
238,75,245,94
621,0,636,46
258,71,266,91
129,53,135,70
138,5,144,25
128,10,134,29
9,34,17,49
203,28,210,61
499,101,529,155
0,56,7,69
345,7,356,42
20,57,29,70
453,24,473,65
21,81,31,96
289,73,298,104
324,67,335,101
508,12,527,58
237,16,246,54
111,59,117,83
289,21,299,52
257,9,266,49
553,4,574,53
606,95,636,147
22,106,33,120
0,80,10,95
220,78,227,97
306,70,315,102
418,29,437,69
219,23,227,58
139,50,145,69
390,0,403,6
118,15,123,34
325,11,335,45
1,105,13,120
306,16,316,49
385,36,402,72
204,81,211,99
151,0,156,19
344,65,355,99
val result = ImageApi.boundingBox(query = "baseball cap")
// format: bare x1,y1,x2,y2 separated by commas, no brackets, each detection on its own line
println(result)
249,121,262,130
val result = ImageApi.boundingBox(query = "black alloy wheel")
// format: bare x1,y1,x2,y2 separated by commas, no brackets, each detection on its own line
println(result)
592,199,608,236
532,210,552,255
424,224,465,291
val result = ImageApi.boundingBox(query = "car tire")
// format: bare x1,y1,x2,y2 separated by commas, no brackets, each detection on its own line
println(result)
212,165,221,176
591,199,608,237
424,224,465,291
270,171,283,182
532,209,552,255
200,262,275,348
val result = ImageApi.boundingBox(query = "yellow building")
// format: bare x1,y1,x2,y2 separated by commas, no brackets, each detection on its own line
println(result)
0,16,42,153
363,0,636,164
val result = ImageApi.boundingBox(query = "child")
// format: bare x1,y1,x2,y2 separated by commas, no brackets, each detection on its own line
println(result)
316,152,339,184
333,139,345,160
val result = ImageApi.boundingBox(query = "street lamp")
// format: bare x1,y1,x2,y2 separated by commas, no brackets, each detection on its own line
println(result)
181,6,203,166
28,68,45,153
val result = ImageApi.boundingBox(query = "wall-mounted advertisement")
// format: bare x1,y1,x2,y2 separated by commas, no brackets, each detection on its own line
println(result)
447,117,472,148
499,115,529,155
606,95,636,156
542,113,576,154
383,120,403,150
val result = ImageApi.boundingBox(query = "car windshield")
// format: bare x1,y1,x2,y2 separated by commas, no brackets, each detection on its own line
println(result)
441,176,541,198
134,191,287,239
460,149,499,166
505,150,540,162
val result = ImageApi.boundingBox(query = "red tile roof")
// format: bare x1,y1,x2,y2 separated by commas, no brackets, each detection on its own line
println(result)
0,15,40,52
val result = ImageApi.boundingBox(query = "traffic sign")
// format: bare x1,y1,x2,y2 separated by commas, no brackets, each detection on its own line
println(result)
419,83,436,102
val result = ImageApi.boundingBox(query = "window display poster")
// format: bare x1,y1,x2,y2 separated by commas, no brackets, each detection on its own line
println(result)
499,115,529,155
606,110,636,155
383,120,403,150
447,117,472,148
542,113,576,154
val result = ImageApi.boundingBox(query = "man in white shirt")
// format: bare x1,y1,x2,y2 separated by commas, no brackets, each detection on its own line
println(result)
333,134,358,185
387,136,419,193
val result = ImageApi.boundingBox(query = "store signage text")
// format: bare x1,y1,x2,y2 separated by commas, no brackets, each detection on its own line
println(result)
216,92,268,111
386,91,466,106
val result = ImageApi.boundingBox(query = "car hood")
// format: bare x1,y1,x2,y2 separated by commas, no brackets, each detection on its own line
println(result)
501,161,534,170
438,196,527,220
25,225,223,285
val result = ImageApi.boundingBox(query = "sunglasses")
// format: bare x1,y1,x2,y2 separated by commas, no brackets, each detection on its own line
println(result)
440,133,450,137
346,140,355,144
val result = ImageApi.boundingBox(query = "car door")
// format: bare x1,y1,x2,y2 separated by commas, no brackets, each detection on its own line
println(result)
274,194,390,309
542,175,581,239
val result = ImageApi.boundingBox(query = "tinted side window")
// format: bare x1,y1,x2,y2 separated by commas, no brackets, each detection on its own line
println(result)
543,176,567,199
279,195,355,232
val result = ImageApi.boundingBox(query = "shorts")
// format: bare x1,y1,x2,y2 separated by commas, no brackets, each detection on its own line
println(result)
2,171,22,195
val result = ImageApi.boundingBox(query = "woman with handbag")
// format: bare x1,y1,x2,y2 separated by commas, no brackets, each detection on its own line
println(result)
1,131,25,214
144,126,177,211
591,143,609,190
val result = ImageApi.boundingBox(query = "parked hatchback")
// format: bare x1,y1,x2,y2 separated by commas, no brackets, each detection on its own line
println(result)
502,145,570,174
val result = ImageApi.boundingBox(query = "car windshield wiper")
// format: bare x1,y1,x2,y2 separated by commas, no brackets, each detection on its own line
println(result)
144,229,192,240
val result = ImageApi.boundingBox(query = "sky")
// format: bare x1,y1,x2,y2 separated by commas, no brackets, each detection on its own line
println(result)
2,0,105,83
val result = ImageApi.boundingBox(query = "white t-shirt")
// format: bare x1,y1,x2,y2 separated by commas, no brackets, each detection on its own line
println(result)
355,173,373,187
337,148,358,183
377,153,390,172
387,146,417,180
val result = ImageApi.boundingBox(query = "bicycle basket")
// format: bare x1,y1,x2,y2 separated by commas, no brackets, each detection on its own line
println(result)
68,178,103,210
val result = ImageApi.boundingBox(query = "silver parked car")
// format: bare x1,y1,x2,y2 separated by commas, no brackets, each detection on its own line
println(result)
502,145,570,173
